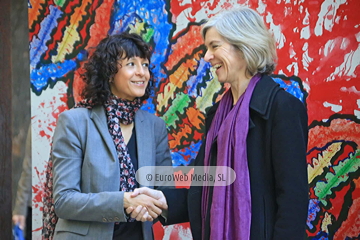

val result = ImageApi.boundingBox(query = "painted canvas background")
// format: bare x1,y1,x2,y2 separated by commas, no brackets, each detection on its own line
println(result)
29,0,360,239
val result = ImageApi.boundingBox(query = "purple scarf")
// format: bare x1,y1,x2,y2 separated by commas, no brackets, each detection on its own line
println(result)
202,74,261,240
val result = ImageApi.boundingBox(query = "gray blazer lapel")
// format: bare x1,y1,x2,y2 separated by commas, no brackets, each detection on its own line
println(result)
90,105,117,161
135,110,152,169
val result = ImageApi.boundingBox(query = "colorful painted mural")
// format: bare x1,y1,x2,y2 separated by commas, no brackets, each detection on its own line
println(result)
29,0,360,239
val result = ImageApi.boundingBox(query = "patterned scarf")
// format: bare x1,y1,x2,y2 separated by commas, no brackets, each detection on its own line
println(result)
42,95,141,239
201,74,261,240
103,95,141,192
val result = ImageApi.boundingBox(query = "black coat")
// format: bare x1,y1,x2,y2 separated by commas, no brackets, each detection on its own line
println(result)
162,75,309,240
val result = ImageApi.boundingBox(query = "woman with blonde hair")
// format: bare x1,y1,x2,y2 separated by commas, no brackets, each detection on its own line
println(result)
131,7,308,240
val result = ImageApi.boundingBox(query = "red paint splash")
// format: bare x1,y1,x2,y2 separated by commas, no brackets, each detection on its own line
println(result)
153,222,165,240
266,0,360,123
334,177,360,239
327,183,351,220
333,144,356,166
33,166,45,207
308,118,360,151
165,25,203,70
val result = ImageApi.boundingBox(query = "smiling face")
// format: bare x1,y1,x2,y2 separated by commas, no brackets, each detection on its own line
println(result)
203,27,248,86
110,56,150,101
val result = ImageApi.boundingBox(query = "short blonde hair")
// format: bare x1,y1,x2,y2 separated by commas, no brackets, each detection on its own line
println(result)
201,7,277,75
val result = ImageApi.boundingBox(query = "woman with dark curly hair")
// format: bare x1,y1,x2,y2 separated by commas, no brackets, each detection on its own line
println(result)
44,32,171,240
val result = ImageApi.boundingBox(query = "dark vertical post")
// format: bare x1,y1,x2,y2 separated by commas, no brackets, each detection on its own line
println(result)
0,0,13,238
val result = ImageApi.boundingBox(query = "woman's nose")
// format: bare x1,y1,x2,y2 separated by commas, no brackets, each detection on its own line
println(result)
203,50,213,62
136,66,145,76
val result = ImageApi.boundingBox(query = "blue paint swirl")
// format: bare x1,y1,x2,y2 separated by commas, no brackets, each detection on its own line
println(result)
171,141,202,166
30,5,63,67
272,77,304,102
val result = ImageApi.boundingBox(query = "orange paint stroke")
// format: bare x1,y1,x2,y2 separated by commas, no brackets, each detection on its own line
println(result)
69,0,92,26
186,107,205,130
169,124,192,149
28,0,46,30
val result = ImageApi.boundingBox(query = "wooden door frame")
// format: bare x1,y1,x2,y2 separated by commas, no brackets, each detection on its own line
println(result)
0,0,13,239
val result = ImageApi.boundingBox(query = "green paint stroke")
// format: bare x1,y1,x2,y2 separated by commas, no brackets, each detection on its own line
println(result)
315,149,360,206
143,28,154,43
54,0,66,7
162,92,190,128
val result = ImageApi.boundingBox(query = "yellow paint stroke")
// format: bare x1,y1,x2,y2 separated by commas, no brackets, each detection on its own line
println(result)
156,82,176,112
29,0,45,30
52,0,92,63
129,19,146,35
169,58,198,89
195,77,223,113
308,142,342,183
321,212,332,233
186,107,205,130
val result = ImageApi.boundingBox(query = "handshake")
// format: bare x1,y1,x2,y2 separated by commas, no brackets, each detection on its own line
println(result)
123,187,167,222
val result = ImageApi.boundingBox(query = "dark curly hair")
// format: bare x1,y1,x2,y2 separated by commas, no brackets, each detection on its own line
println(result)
80,32,154,105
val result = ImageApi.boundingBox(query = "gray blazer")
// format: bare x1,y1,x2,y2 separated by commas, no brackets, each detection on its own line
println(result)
13,126,32,216
52,105,172,240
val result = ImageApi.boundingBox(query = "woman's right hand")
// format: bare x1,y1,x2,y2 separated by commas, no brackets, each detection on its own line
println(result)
123,192,164,221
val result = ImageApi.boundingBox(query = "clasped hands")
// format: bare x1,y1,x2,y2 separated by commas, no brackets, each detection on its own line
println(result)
123,187,167,222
